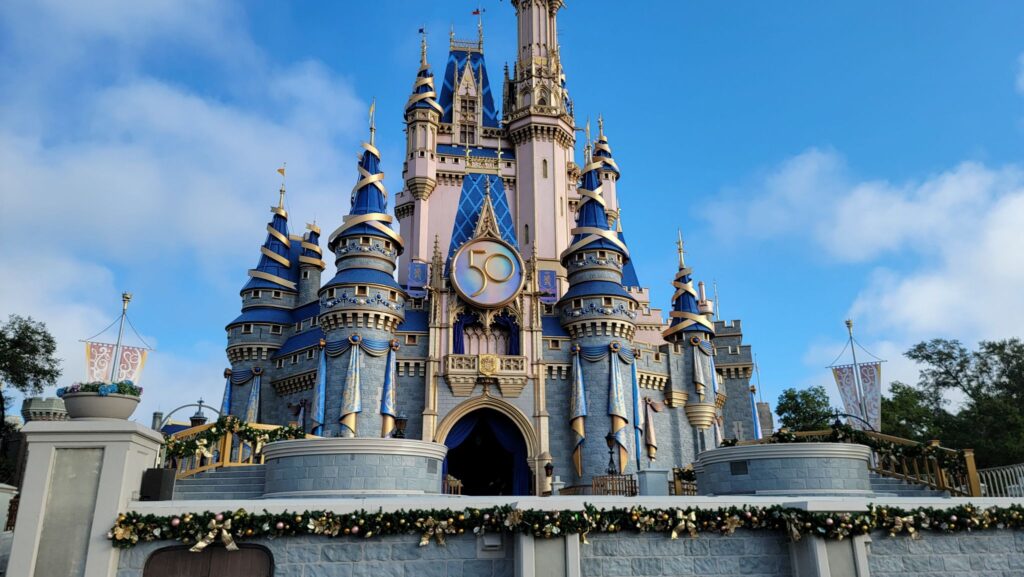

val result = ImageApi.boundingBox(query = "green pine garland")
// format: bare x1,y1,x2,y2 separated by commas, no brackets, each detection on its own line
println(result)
163,416,306,461
108,503,1024,549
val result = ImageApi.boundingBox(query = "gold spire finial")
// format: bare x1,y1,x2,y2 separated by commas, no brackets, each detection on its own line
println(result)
276,162,287,209
584,118,592,162
368,98,377,146
676,229,686,268
420,28,428,67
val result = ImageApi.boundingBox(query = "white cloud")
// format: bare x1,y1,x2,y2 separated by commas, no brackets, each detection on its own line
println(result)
714,149,1024,410
0,0,365,424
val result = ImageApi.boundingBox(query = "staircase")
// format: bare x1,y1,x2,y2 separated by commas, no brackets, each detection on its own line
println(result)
869,473,949,498
172,465,266,500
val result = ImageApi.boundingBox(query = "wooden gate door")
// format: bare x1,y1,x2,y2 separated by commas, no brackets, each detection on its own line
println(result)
142,545,272,577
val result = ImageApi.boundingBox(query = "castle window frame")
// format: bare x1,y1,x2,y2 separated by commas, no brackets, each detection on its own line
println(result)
389,290,398,301
355,286,369,296
543,304,555,315
654,353,662,362
572,299,582,309
306,350,316,360
241,324,253,334
291,354,298,365
275,359,284,369
384,240,393,250
272,290,282,299
542,159,548,178
405,334,418,345
302,270,310,280
252,290,262,299
412,298,424,308
548,339,561,350
602,297,613,306
270,325,282,335
598,250,607,259
360,236,371,246
327,288,336,298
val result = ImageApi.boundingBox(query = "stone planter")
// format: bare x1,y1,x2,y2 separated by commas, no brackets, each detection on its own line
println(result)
61,392,140,420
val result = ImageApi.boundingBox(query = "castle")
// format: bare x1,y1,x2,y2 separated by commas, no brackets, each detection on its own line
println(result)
221,0,762,495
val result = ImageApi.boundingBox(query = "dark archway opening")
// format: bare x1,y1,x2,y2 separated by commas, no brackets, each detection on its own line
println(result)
444,408,531,495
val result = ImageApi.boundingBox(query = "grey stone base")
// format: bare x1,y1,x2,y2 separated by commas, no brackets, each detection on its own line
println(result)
696,443,872,496
262,438,448,497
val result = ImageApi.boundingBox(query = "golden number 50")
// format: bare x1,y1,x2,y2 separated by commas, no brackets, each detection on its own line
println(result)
468,249,515,297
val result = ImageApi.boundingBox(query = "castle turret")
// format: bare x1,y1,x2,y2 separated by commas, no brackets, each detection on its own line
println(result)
508,0,576,265
398,34,443,286
662,231,722,453
559,144,637,483
320,113,406,437
224,187,297,418
298,223,325,305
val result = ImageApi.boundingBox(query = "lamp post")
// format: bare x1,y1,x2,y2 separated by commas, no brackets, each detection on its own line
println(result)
605,432,617,475
544,462,554,478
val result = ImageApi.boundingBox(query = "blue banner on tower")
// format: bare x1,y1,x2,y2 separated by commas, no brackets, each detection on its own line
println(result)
408,262,429,298
538,270,557,304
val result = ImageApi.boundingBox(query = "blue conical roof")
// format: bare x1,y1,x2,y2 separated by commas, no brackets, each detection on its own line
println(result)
406,44,443,115
243,193,297,293
327,142,404,254
560,157,629,265
663,240,715,339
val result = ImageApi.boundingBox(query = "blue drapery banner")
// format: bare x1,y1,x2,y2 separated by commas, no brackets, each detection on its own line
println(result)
608,349,629,474
229,369,257,385
312,350,327,436
569,352,587,477
750,388,763,440
380,344,398,437
442,411,530,495
220,376,232,416
579,344,635,364
243,375,261,423
631,359,643,471
492,313,521,356
339,344,362,436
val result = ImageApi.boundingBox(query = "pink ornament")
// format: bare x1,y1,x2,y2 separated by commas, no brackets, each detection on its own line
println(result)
215,513,224,522
825,518,834,526
351,526,360,535
950,515,958,522
483,514,490,521
171,518,180,527
276,521,285,530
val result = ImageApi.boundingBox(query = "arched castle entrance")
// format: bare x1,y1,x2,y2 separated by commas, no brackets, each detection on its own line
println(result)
435,398,537,496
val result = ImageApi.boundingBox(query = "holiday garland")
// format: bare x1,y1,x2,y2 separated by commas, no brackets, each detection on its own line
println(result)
162,416,306,461
721,424,969,477
108,503,1024,550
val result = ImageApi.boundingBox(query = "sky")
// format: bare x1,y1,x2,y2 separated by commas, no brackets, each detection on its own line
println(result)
1,0,1023,426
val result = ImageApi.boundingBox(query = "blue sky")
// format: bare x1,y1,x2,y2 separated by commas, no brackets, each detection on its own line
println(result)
2,0,1023,424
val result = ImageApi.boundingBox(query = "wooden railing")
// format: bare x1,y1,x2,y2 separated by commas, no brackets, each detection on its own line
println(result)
166,422,301,480
977,462,1024,497
592,474,638,496
670,468,698,496
443,476,464,495
739,429,981,497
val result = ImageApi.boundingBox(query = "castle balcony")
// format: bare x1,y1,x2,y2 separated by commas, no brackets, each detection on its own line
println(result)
444,354,528,398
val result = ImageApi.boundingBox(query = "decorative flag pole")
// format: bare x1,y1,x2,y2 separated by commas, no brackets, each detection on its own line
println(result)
108,292,132,382
846,320,868,421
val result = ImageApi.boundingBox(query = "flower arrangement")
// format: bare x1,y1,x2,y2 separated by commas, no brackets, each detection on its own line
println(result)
162,416,306,461
107,502,1024,550
56,380,143,398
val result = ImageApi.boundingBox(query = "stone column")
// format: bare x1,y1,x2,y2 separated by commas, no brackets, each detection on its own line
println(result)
7,420,163,577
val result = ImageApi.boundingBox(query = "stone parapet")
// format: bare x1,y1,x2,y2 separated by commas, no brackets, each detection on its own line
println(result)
262,438,447,497
695,443,873,496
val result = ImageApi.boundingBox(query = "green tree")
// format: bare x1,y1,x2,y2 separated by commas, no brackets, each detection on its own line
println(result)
879,381,944,441
775,385,837,431
0,315,62,422
903,338,1024,468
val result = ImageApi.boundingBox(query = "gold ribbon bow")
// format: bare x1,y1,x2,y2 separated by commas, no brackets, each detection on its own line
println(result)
193,439,213,460
417,517,451,547
890,515,920,539
670,510,698,539
190,518,238,552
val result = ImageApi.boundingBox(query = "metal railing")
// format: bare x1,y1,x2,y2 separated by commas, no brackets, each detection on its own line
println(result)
738,429,981,497
166,422,300,480
977,462,1024,497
